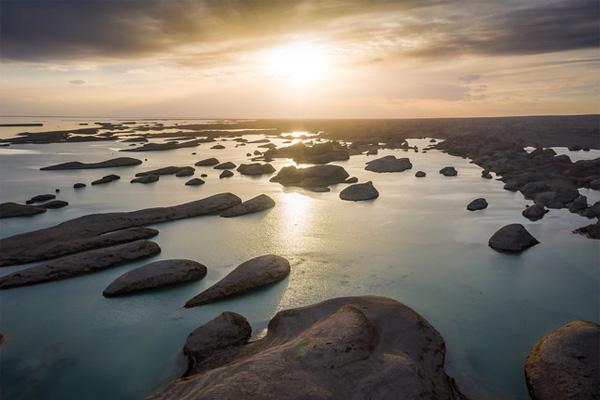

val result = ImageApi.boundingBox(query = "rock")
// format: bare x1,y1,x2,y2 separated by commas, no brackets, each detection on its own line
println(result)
185,178,205,186
182,312,252,376
236,163,276,176
211,144,225,149
249,138,270,143
481,170,492,179
430,138,437,142
0,240,161,289
567,145,582,151
131,174,159,184
214,161,236,170
246,152,251,156
365,155,412,173
270,165,350,188
149,296,467,400
344,177,358,184
525,320,599,400
567,195,588,213
27,194,55,203
522,204,548,221
573,220,600,239
40,157,142,170
258,143,276,149
219,170,233,179
264,142,349,164
55,188,60,193
489,224,539,252
467,198,488,211
103,259,207,297
415,171,426,177
589,178,600,190
122,138,207,152
200,173,207,178
307,187,330,192
439,166,458,176
91,174,120,185
366,148,378,155
135,166,193,177
73,183,86,189
339,181,379,201
185,255,290,307
0,193,240,266
175,167,195,177
253,150,261,155
39,200,69,209
195,158,219,166
220,194,275,217
0,202,46,219
580,201,600,218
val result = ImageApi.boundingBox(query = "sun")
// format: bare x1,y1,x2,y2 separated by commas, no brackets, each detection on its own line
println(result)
265,41,330,84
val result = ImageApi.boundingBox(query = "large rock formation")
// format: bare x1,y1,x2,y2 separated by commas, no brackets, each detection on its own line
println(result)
488,224,539,252
103,259,207,297
149,296,467,400
185,255,290,307
220,194,275,217
0,240,161,289
365,155,412,173
339,181,379,201
0,193,240,267
0,202,46,218
525,320,599,400
270,165,350,188
40,157,142,170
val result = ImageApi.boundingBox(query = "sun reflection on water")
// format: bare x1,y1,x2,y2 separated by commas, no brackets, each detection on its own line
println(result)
279,192,314,251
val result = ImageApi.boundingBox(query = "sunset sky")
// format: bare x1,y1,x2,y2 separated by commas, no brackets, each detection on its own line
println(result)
1,0,598,118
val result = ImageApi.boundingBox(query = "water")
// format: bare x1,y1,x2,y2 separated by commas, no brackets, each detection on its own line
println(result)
0,118,598,400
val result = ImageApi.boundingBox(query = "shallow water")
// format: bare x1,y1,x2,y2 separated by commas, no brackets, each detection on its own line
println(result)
0,121,598,400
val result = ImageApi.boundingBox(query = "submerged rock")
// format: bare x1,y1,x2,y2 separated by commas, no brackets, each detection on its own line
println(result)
467,198,488,211
339,181,379,201
195,158,219,166
185,254,290,307
220,194,275,217
0,202,46,219
91,174,120,185
131,174,159,184
149,296,467,400
0,193,240,267
219,170,233,179
185,178,205,186
214,161,236,170
39,200,69,209
0,240,161,289
525,320,599,400
522,204,548,221
236,163,275,176
415,171,426,177
365,155,412,173
489,224,539,252
270,165,349,188
103,259,207,297
41,157,141,170
439,166,458,176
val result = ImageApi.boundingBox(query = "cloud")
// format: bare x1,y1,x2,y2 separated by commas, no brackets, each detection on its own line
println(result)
69,79,86,85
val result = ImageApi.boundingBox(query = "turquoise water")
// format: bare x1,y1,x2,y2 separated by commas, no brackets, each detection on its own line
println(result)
0,120,598,399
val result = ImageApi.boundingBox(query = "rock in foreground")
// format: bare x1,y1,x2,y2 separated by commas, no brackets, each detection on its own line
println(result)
103,259,207,297
41,157,142,170
0,202,46,218
489,224,539,252
149,296,467,400
525,320,599,400
185,254,290,307
466,198,487,211
220,194,275,217
270,165,349,188
339,181,379,201
0,240,161,289
365,155,412,173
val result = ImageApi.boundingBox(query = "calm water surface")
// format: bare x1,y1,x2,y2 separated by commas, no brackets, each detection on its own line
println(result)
0,118,598,400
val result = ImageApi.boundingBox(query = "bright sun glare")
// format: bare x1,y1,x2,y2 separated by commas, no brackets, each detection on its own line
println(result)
265,41,330,84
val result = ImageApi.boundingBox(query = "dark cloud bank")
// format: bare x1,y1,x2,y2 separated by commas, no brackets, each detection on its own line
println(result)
0,0,597,62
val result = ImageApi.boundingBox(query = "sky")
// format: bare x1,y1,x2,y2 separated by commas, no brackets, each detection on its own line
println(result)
0,0,598,118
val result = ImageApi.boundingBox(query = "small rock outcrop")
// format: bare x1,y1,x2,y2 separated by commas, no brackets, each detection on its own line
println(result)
344,177,358,184
135,166,193,177
264,142,349,164
415,171,426,177
175,167,195,177
339,181,379,201
0,240,161,289
211,144,225,149
39,200,69,209
185,178,205,186
131,175,159,184
467,198,488,211
73,183,86,189
481,170,492,179
522,204,548,221
439,166,458,176
185,255,290,307
270,165,349,188
214,161,236,170
26,194,55,204
488,224,539,252
91,174,120,185
573,220,600,239
236,163,276,176
525,320,599,400
41,157,141,170
0,202,46,219
219,170,233,179
103,259,207,297
195,158,219,166
365,155,412,173
220,194,275,217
